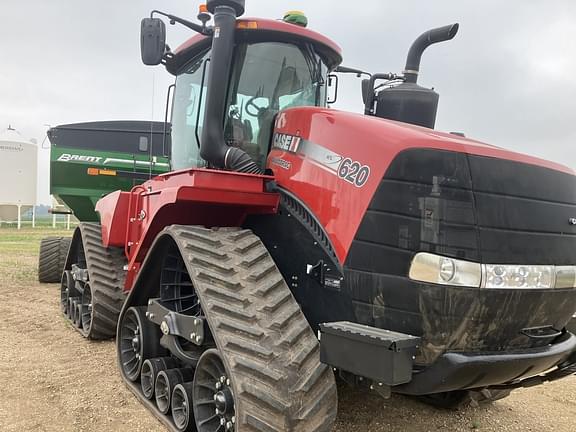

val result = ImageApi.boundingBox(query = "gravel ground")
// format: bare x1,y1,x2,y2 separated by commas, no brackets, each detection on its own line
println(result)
0,229,575,431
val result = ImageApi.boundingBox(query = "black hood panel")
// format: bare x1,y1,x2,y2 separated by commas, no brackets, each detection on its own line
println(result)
469,156,576,264
346,148,576,272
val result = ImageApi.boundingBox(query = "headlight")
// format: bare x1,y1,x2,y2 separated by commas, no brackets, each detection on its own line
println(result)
409,253,481,287
482,265,554,289
409,253,576,289
556,266,576,289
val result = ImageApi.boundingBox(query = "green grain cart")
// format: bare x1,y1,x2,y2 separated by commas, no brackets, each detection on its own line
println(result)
38,121,170,282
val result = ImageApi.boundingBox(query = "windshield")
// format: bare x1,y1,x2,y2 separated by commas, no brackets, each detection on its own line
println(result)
170,42,328,171
225,42,328,169
171,50,210,171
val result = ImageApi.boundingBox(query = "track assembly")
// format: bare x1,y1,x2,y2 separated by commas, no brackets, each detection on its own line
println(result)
61,223,127,339
116,226,337,432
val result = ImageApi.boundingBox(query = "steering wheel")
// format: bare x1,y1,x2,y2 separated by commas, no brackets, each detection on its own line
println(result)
245,96,269,117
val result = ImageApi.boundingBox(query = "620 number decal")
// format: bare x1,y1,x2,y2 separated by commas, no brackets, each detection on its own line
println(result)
338,158,371,187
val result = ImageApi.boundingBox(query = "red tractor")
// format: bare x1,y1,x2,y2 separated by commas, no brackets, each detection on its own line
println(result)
60,1,576,431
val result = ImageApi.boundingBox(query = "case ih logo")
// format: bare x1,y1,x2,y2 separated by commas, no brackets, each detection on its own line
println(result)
273,133,302,153
58,154,102,163
272,133,372,188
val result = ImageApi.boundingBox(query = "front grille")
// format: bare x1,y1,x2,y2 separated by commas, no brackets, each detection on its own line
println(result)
346,148,576,273
469,156,576,264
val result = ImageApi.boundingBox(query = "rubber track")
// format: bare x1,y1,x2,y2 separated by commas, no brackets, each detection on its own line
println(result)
38,237,71,283
77,223,127,339
168,225,338,432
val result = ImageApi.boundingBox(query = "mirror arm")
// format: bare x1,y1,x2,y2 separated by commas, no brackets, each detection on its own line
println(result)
151,10,213,36
334,66,372,78
161,45,174,65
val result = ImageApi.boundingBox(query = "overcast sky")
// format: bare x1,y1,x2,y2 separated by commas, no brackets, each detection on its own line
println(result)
1,0,575,204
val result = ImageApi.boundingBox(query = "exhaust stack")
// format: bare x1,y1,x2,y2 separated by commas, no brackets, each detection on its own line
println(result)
200,0,263,174
403,24,459,84
373,23,459,129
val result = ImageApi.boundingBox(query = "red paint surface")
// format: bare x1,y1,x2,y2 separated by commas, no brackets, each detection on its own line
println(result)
175,18,341,60
96,190,130,247
96,169,279,290
269,107,575,265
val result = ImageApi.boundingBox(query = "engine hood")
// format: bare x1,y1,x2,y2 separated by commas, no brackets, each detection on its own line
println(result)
269,106,576,265
300,107,574,176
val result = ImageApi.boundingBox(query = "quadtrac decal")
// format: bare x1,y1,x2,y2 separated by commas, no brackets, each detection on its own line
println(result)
272,133,371,188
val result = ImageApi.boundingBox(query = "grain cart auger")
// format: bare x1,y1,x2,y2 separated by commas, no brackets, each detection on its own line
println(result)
61,1,576,430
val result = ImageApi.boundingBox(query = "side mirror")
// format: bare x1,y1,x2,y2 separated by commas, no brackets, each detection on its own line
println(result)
327,74,339,105
361,79,372,106
141,18,166,66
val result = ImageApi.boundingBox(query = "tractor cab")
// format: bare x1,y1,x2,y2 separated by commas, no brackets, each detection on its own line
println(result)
142,6,342,173
170,32,333,171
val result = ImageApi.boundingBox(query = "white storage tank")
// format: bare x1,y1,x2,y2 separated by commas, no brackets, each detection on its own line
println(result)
0,126,38,227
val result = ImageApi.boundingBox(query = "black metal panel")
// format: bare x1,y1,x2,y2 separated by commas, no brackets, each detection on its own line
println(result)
320,322,420,385
369,180,475,223
347,149,479,277
568,316,576,334
375,83,439,129
469,155,576,204
347,148,576,273
356,211,479,258
344,148,576,366
346,240,414,276
474,193,576,234
384,148,472,187
244,191,356,331
48,121,171,157
468,155,576,264
342,270,576,365
395,332,576,395
478,228,576,265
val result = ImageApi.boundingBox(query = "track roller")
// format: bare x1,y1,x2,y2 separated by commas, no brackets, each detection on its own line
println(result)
68,297,80,323
141,357,179,400
171,383,196,432
74,303,83,329
60,271,75,316
80,282,93,335
193,349,234,432
155,369,194,415
119,306,166,382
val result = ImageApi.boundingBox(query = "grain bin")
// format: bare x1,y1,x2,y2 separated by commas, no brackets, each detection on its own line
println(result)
0,126,38,228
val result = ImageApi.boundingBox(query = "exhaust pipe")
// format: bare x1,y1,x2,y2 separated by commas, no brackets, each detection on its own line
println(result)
200,0,262,174
403,23,459,84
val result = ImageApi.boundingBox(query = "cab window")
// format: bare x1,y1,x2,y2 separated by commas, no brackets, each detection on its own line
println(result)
225,42,328,168
171,50,211,171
